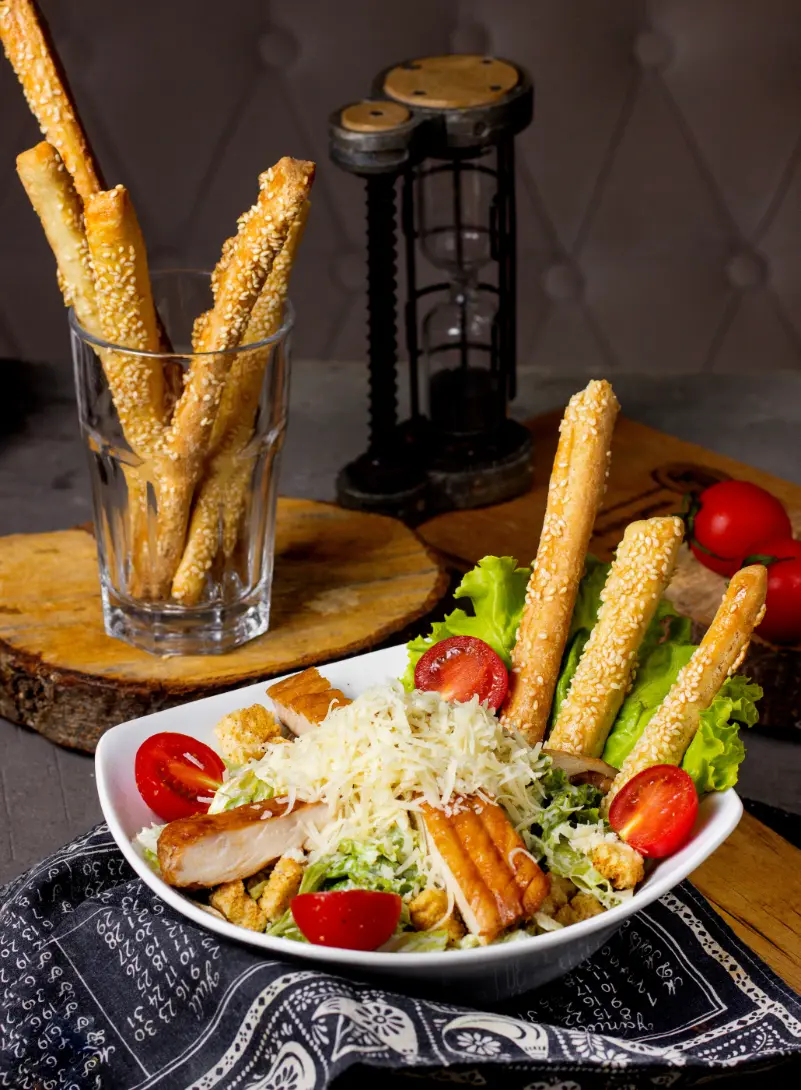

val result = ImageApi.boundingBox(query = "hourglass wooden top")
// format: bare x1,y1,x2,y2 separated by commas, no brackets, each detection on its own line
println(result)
383,55,520,110
341,100,411,133
0,498,446,752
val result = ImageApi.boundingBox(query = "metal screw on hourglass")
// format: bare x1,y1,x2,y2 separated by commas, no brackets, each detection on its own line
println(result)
329,54,534,522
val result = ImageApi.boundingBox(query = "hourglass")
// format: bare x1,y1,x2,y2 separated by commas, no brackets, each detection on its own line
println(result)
330,55,534,520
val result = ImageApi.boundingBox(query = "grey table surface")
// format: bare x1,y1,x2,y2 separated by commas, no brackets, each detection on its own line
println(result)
1,360,801,885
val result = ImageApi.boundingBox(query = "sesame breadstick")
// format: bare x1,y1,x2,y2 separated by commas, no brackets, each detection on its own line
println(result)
170,203,309,604
211,199,309,454
501,380,620,744
149,158,315,598
16,147,153,589
548,517,684,758
603,564,767,812
16,142,99,334
0,0,101,201
84,185,168,450
169,159,314,464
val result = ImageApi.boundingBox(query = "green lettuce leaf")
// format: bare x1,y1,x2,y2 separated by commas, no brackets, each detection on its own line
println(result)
208,769,274,813
602,641,762,794
529,767,620,908
383,930,450,953
402,556,529,689
602,642,696,770
549,556,608,723
550,631,589,724
683,676,762,792
568,555,608,638
268,829,422,942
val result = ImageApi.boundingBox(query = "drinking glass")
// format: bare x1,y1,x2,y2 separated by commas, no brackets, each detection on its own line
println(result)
69,270,292,655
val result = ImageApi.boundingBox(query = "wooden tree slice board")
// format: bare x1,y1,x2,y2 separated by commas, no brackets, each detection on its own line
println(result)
418,413,801,738
0,498,446,752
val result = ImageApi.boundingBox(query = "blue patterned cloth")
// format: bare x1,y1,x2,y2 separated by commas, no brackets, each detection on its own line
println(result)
1,824,799,1088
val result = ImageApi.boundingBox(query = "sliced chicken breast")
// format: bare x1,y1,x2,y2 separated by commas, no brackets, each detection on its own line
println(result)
421,803,503,942
157,798,329,889
267,668,350,736
421,795,550,943
474,797,550,916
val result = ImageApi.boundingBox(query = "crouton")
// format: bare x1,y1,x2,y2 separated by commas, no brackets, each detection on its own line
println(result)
538,874,576,919
554,891,606,927
258,856,305,923
209,880,267,931
592,840,645,891
215,704,281,765
409,889,466,945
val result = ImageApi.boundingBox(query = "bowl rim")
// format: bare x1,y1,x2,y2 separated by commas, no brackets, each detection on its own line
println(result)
95,644,743,972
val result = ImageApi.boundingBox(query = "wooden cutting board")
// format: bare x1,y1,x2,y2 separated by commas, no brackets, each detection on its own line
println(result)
0,498,446,752
418,413,801,739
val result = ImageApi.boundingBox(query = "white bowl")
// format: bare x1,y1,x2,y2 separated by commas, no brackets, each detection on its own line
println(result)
96,644,743,1003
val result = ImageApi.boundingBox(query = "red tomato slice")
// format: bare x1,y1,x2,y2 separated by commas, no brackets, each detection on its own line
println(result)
414,635,508,711
135,732,226,823
291,890,402,950
750,536,801,644
690,480,791,577
608,765,699,858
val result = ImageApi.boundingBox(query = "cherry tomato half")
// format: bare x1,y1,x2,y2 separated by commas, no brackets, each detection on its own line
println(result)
291,890,402,950
135,732,226,823
690,480,791,577
750,536,801,644
414,635,509,711
608,765,699,858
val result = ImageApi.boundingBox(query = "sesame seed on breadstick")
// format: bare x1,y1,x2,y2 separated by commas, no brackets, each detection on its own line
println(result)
84,185,168,450
603,564,767,813
501,379,619,745
16,146,153,590
1,0,101,201
169,159,314,464
169,201,309,605
149,158,314,599
548,516,684,758
16,141,99,333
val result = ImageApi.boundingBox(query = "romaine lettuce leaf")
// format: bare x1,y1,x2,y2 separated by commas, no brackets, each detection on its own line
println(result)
267,828,422,942
383,930,450,953
530,767,621,908
550,631,589,724
568,555,608,637
402,556,529,689
602,642,696,770
602,642,761,794
208,769,274,813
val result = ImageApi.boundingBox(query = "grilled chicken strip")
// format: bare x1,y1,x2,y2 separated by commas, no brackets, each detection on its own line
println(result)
157,798,328,889
267,668,350,736
421,796,550,944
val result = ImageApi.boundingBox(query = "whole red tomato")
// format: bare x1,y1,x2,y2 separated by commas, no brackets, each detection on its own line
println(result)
750,536,801,644
689,481,791,577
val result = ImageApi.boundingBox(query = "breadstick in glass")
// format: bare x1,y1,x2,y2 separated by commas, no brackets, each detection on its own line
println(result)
1,0,100,201
501,379,619,744
16,146,152,590
84,185,168,449
603,564,767,812
16,141,99,333
170,203,310,605
151,158,315,598
548,516,684,757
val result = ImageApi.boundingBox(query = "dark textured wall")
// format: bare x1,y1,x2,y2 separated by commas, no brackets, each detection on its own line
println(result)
3,0,801,376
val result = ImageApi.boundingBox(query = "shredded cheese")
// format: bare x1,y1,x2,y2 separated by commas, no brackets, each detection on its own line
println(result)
239,683,551,870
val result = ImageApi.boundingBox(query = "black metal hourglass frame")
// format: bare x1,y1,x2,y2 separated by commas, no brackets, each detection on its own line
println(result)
329,56,534,522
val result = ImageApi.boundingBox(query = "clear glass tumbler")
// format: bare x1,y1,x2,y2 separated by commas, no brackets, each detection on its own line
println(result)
69,270,292,656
